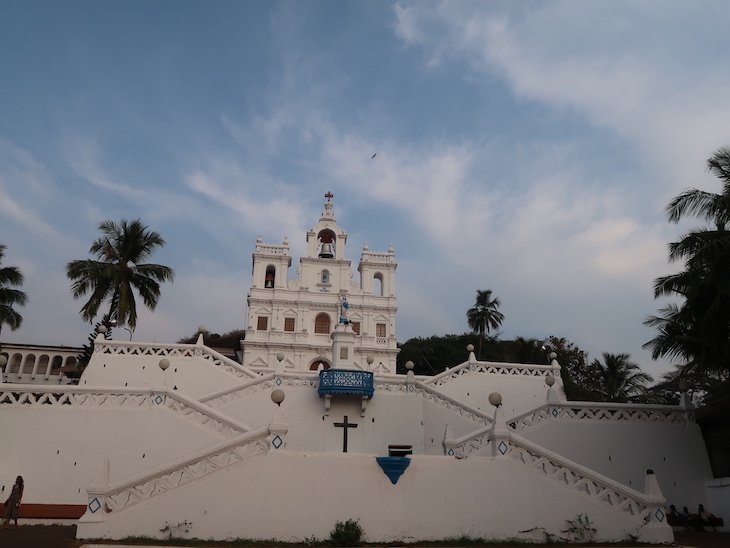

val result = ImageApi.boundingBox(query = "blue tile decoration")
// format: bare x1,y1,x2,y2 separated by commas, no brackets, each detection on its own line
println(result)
318,369,374,398
89,497,101,513
154,395,163,405
376,456,411,485
498,441,508,455
272,435,283,449
447,448,455,456
655,508,665,522
551,408,559,418
408,384,415,392
275,377,282,386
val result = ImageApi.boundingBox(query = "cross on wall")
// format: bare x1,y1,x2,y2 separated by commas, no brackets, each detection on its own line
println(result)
333,415,358,453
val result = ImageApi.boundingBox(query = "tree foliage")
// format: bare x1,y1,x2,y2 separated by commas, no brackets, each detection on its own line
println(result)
66,219,174,331
644,147,730,402
588,352,653,403
466,289,504,359
0,245,27,336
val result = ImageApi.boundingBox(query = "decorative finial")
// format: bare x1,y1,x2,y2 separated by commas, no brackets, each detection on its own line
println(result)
324,191,334,202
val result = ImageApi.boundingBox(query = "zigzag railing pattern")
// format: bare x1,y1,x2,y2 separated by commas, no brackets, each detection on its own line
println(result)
423,360,557,387
86,427,273,515
507,434,665,523
509,402,691,433
95,341,260,379
0,386,249,437
443,426,491,457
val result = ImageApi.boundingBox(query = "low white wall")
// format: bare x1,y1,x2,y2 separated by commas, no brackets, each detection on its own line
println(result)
77,451,672,543
0,403,221,505
706,478,730,521
521,417,712,511
80,342,247,399
430,363,559,417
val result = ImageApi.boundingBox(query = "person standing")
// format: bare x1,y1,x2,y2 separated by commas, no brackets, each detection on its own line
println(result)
2,476,24,526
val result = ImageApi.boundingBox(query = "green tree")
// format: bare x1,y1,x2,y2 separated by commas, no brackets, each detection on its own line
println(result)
466,289,504,359
544,336,595,401
644,147,730,399
589,353,653,403
0,245,27,336
67,219,175,332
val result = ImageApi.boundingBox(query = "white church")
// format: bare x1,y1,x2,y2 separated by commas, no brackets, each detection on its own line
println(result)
0,195,726,543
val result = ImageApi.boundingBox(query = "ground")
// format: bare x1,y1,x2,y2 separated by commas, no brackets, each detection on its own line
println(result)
0,526,729,548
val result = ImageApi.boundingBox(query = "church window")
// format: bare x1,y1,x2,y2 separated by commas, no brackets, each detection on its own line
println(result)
373,273,384,296
310,360,330,371
321,270,330,284
257,316,269,331
315,313,331,334
351,321,360,335
284,317,295,332
265,266,276,288
376,323,386,337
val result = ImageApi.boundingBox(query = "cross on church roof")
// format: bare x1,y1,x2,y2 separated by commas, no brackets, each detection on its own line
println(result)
324,191,334,202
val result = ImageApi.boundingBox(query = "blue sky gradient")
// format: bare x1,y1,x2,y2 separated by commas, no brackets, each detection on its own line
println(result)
2,1,730,378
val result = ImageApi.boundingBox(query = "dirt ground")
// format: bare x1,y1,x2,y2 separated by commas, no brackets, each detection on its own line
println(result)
1,525,729,548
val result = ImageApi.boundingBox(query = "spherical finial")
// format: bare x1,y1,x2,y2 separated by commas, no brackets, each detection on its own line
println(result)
97,325,108,334
467,344,474,352
271,388,285,406
545,374,555,387
362,242,369,251
256,235,262,243
679,380,688,392
283,236,288,244
366,355,374,365
405,360,414,371
488,392,502,407
549,352,557,361
159,358,170,371
276,352,285,363
387,244,394,253
197,325,209,334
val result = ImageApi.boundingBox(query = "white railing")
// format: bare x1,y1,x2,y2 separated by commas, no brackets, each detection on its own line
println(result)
423,360,557,387
95,341,260,379
85,427,274,515
0,385,251,437
508,402,691,433
415,383,493,426
443,426,492,457
507,433,665,522
255,243,289,255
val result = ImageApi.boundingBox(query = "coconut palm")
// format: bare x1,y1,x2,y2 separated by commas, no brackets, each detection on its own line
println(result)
0,245,27,336
590,353,653,403
66,219,174,331
466,289,504,359
645,147,730,383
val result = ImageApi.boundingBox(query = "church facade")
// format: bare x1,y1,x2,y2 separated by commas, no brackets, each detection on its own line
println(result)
242,194,398,373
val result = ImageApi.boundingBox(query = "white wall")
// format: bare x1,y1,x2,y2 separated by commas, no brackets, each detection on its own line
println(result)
705,478,730,522
0,406,221,505
521,418,713,511
77,451,672,543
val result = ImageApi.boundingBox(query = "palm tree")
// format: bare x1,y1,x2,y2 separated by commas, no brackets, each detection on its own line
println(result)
0,245,27,336
466,289,504,360
589,353,653,403
66,219,175,332
645,147,730,384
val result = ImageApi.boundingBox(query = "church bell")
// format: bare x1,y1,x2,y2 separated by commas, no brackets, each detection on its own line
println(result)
319,243,334,259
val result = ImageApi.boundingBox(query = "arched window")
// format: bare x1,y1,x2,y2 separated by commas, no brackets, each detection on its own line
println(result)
321,270,330,284
309,360,330,371
373,273,384,296
265,265,276,288
315,313,331,334
51,356,63,372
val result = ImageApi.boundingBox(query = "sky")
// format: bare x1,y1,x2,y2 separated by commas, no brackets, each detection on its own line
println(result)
2,1,730,380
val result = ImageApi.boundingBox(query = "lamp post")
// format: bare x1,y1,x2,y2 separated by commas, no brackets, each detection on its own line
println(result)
110,320,133,341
